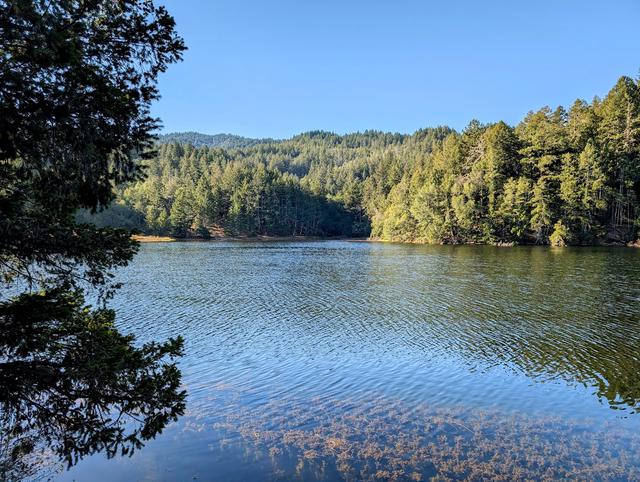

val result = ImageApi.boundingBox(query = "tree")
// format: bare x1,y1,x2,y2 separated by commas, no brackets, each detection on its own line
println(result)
530,177,554,243
481,121,520,215
495,177,532,242
0,0,186,479
576,142,607,233
549,220,569,247
104,75,639,246
169,185,195,236
596,76,640,234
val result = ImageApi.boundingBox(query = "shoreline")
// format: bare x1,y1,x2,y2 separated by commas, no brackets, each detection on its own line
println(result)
132,234,639,247
132,234,366,243
132,235,177,243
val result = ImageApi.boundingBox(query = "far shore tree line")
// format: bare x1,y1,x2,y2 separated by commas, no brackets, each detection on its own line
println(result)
84,75,640,246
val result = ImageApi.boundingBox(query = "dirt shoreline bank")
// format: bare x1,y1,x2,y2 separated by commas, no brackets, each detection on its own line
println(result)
132,234,640,247
132,234,367,243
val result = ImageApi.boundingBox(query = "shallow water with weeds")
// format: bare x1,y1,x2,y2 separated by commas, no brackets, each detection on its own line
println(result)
58,241,640,481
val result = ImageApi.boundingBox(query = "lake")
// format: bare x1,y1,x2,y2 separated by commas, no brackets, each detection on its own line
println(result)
58,241,640,481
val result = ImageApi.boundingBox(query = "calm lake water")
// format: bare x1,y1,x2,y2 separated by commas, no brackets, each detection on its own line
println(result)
58,241,640,481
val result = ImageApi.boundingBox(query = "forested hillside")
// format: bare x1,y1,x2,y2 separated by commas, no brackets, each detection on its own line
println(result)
157,132,276,149
92,76,640,245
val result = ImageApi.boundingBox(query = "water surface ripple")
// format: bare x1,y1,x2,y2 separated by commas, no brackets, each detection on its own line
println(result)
59,241,640,481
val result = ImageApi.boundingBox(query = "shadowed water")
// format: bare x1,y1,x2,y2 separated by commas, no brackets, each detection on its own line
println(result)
58,241,640,481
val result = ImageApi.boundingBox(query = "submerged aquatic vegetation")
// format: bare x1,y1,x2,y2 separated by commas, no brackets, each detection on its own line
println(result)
205,390,640,481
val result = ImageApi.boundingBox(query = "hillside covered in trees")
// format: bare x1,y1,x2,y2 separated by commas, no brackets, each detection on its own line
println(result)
89,76,640,246
157,132,277,149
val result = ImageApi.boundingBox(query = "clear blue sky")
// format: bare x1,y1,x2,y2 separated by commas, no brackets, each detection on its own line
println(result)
154,0,639,139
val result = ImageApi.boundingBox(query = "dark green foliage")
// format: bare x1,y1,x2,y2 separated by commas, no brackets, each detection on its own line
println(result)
76,204,146,231
117,128,453,238
121,77,640,245
0,288,185,468
0,0,186,479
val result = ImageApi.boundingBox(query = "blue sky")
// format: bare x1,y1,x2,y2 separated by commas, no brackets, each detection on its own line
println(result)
154,0,639,138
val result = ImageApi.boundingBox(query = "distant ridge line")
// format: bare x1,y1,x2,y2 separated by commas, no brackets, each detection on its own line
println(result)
156,127,460,149
156,131,279,149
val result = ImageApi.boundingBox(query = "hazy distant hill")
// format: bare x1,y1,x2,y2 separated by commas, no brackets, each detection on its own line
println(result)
157,131,277,149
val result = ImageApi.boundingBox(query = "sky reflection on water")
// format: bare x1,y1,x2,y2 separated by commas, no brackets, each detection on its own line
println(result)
59,242,640,481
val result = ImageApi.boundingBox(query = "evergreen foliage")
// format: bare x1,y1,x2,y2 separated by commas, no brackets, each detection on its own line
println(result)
0,0,186,478
119,77,640,245
157,132,276,149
